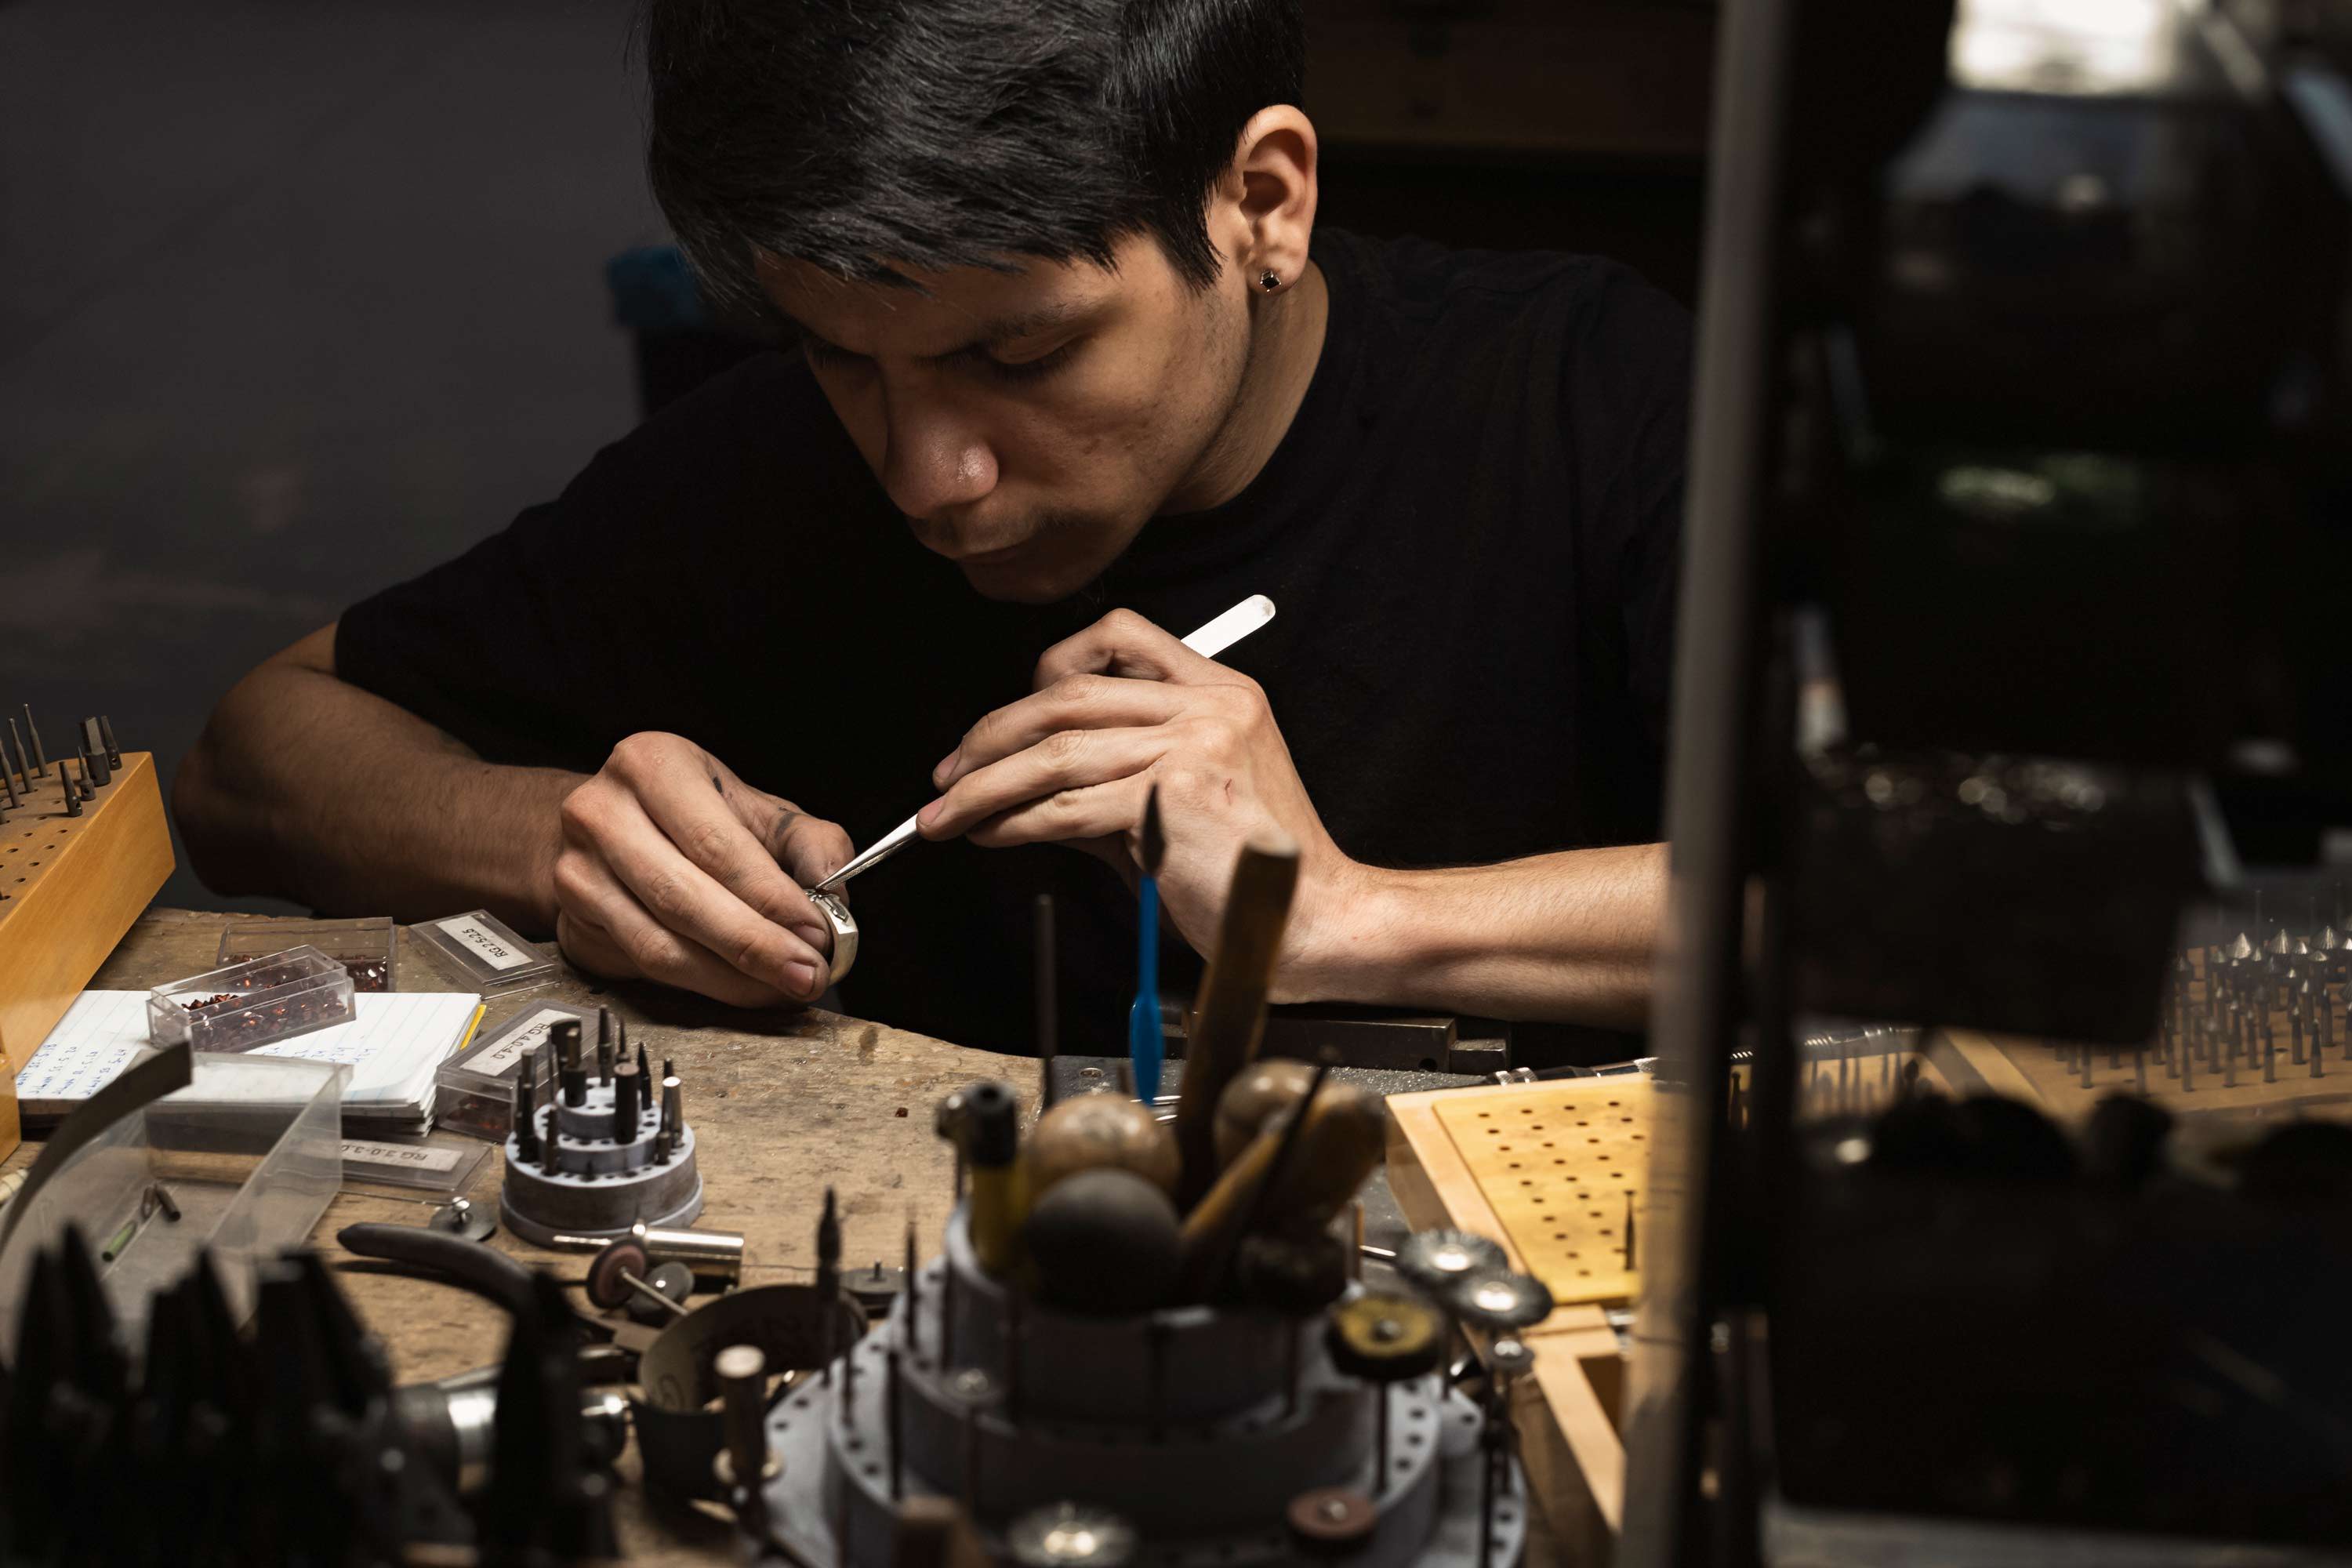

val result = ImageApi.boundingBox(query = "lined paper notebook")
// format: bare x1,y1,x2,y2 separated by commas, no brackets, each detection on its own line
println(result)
18,991,485,1132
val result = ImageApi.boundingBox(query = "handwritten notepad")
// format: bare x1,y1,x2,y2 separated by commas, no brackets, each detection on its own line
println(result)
18,990,484,1128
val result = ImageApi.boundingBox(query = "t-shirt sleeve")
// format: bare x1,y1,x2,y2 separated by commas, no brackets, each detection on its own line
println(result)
335,354,869,771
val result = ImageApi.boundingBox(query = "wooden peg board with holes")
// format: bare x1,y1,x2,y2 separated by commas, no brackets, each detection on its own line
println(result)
1431,1079,1652,1306
0,750,176,1158
1385,1075,1661,1561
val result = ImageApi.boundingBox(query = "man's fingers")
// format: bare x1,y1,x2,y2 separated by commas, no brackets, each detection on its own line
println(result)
1033,608,1226,690
921,727,1172,841
935,677,1188,788
964,774,1152,850
583,789,831,998
617,742,835,949
768,804,855,895
553,855,795,1009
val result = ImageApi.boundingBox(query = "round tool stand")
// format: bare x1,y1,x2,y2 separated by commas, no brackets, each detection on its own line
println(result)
762,1210,1526,1568
499,1080,702,1246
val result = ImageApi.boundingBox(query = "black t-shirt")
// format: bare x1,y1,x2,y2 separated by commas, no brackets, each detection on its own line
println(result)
338,229,1692,1065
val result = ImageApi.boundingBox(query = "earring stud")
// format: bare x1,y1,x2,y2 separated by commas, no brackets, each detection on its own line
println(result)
1258,270,1280,292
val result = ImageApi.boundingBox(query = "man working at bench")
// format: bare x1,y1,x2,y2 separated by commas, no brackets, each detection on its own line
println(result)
176,0,1690,1065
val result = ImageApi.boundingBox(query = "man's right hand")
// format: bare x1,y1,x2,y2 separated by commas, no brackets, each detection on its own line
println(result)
552,732,852,1007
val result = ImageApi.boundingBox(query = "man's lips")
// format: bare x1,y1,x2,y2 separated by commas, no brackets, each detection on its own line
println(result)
942,538,1035,565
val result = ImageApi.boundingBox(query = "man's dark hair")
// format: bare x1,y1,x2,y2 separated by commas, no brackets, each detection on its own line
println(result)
642,0,1305,314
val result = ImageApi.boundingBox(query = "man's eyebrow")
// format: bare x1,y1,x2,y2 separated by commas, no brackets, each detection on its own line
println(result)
778,299,1098,360
964,300,1094,348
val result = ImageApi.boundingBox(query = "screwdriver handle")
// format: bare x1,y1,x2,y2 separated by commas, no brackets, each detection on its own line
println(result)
1174,835,1300,1207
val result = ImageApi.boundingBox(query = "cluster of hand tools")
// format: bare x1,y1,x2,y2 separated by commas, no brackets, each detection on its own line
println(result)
936,833,1392,1320
725,832,1549,1568
0,1229,618,1566
0,703,121,829
499,1008,704,1246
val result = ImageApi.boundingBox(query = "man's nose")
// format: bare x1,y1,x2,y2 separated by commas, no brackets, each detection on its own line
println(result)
881,397,998,521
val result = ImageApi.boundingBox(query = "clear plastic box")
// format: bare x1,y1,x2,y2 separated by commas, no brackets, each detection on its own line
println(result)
146,946,357,1052
339,1128,492,1194
216,916,397,992
0,1052,344,1342
434,999,599,1141
407,909,557,998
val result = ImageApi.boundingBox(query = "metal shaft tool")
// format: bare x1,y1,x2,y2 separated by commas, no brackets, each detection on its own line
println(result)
716,1344,775,1490
514,1056,544,1163
16,706,42,776
814,594,1278,893
613,1060,641,1128
905,1221,923,1363
79,720,109,786
1035,894,1058,1112
557,1020,586,1107
2,720,27,790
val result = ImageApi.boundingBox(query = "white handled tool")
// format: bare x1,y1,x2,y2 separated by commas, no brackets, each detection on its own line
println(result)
811,594,1277,893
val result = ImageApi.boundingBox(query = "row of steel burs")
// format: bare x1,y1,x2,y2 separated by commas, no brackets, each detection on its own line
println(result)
694,1065,1550,1568
499,1009,704,1247
0,703,122,833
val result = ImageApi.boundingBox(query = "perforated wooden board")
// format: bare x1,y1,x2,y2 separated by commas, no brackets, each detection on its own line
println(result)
1425,1077,1653,1308
0,750,175,1160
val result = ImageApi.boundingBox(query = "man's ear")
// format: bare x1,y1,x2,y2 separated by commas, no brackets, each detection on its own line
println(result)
1210,106,1319,291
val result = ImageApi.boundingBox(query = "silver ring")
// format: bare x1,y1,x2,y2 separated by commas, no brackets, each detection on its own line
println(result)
808,888,858,988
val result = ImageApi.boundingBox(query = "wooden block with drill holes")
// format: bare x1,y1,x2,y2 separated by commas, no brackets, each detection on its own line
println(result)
1385,1076,1654,1558
1395,1076,1653,1311
0,751,175,1159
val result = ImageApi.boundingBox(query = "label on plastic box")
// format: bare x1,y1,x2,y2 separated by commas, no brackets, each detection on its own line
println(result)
342,1138,463,1174
463,1006,579,1080
434,915,533,971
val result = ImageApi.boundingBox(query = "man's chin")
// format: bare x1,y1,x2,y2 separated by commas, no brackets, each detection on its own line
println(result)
958,554,1087,604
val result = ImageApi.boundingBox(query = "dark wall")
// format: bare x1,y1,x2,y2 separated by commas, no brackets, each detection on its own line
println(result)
1308,0,1714,303
0,2,662,913
1318,155,1705,306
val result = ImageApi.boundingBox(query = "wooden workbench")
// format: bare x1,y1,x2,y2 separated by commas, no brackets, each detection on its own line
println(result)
24,907,1025,1564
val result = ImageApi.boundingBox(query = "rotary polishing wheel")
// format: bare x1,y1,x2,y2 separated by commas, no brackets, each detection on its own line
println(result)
1393,1229,1508,1296
1444,1269,1555,1334
1326,1292,1446,1381
1287,1488,1378,1555
586,1240,655,1312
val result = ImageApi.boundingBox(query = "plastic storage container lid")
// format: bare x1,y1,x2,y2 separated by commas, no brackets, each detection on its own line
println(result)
146,946,358,1053
408,909,558,997
434,999,600,1142
216,916,397,993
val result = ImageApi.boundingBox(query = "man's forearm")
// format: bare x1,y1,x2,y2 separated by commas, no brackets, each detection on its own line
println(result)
1293,843,1664,1029
176,627,580,931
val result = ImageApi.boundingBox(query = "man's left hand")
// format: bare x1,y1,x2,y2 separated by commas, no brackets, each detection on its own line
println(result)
917,609,1366,990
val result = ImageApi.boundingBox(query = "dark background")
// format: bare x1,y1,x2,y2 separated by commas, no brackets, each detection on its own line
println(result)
0,0,1711,916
